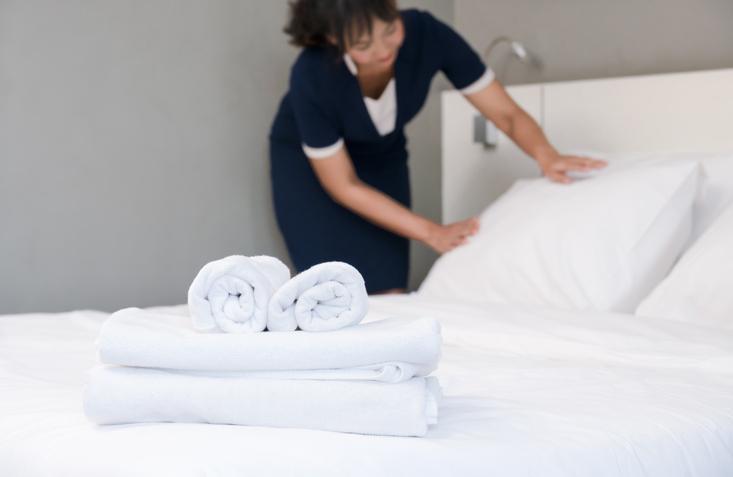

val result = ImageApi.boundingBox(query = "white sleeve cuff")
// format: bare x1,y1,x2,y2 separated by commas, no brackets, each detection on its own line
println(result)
459,68,496,95
302,138,344,159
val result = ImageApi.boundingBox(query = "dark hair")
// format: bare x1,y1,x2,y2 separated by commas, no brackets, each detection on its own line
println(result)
284,0,399,53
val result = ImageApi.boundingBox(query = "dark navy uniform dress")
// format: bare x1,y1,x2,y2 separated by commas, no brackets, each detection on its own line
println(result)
269,9,492,293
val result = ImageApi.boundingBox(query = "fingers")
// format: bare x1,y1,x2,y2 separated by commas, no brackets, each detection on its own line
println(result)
444,236,468,254
568,156,607,168
468,217,480,234
550,156,606,173
590,158,608,168
544,156,608,183
457,218,479,238
458,219,479,237
447,219,478,235
546,170,572,184
436,218,481,254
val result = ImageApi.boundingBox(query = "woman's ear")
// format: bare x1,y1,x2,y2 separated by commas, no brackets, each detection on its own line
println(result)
326,34,337,46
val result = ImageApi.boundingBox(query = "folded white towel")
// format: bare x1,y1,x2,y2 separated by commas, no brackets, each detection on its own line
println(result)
165,364,426,383
267,261,368,332
83,366,441,437
187,255,290,333
97,308,441,382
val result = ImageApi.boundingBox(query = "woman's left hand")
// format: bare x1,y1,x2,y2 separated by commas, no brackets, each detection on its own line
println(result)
536,152,608,184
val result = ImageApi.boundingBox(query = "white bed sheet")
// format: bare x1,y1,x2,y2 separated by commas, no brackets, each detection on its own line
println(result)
1,295,733,476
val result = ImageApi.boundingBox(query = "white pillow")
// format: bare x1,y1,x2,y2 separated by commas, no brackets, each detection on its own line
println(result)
636,202,733,325
419,158,701,313
690,154,733,241
565,151,733,243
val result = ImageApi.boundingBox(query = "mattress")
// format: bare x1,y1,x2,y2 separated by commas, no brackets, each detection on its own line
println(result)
1,295,732,476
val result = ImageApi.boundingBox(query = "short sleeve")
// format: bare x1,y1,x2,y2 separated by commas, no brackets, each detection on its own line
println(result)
424,11,495,94
288,57,344,159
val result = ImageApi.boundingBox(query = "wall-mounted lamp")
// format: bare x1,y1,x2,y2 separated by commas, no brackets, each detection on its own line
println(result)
474,36,537,149
484,36,532,67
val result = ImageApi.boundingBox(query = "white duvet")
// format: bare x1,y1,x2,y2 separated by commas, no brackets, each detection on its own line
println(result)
2,295,733,476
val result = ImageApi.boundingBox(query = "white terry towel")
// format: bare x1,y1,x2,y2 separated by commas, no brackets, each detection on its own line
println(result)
83,366,441,437
97,308,441,383
187,255,290,333
267,261,368,332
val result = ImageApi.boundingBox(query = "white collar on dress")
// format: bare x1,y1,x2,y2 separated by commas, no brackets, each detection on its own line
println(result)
343,54,359,75
343,53,396,136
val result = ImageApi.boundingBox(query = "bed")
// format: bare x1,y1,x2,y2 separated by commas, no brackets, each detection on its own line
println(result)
2,297,733,476
3,68,733,476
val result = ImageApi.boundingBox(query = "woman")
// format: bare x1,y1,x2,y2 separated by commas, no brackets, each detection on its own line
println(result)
269,0,605,294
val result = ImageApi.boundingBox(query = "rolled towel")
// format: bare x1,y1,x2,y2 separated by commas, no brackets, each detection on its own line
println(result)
267,261,368,332
97,308,442,382
187,255,290,333
84,366,441,437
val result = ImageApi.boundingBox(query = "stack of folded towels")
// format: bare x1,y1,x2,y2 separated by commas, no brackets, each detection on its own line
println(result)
83,255,442,437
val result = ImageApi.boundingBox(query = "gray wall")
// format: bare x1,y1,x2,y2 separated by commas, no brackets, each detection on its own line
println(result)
455,0,733,85
0,0,451,313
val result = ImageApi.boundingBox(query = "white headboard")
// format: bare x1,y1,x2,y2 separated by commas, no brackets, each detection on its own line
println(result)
442,68,733,223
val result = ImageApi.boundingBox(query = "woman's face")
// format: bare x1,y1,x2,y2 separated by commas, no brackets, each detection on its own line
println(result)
346,17,404,72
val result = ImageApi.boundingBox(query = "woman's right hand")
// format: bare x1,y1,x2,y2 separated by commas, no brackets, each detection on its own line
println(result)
424,217,480,254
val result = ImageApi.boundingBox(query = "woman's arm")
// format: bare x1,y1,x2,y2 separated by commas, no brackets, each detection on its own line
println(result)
464,80,606,183
307,147,478,254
